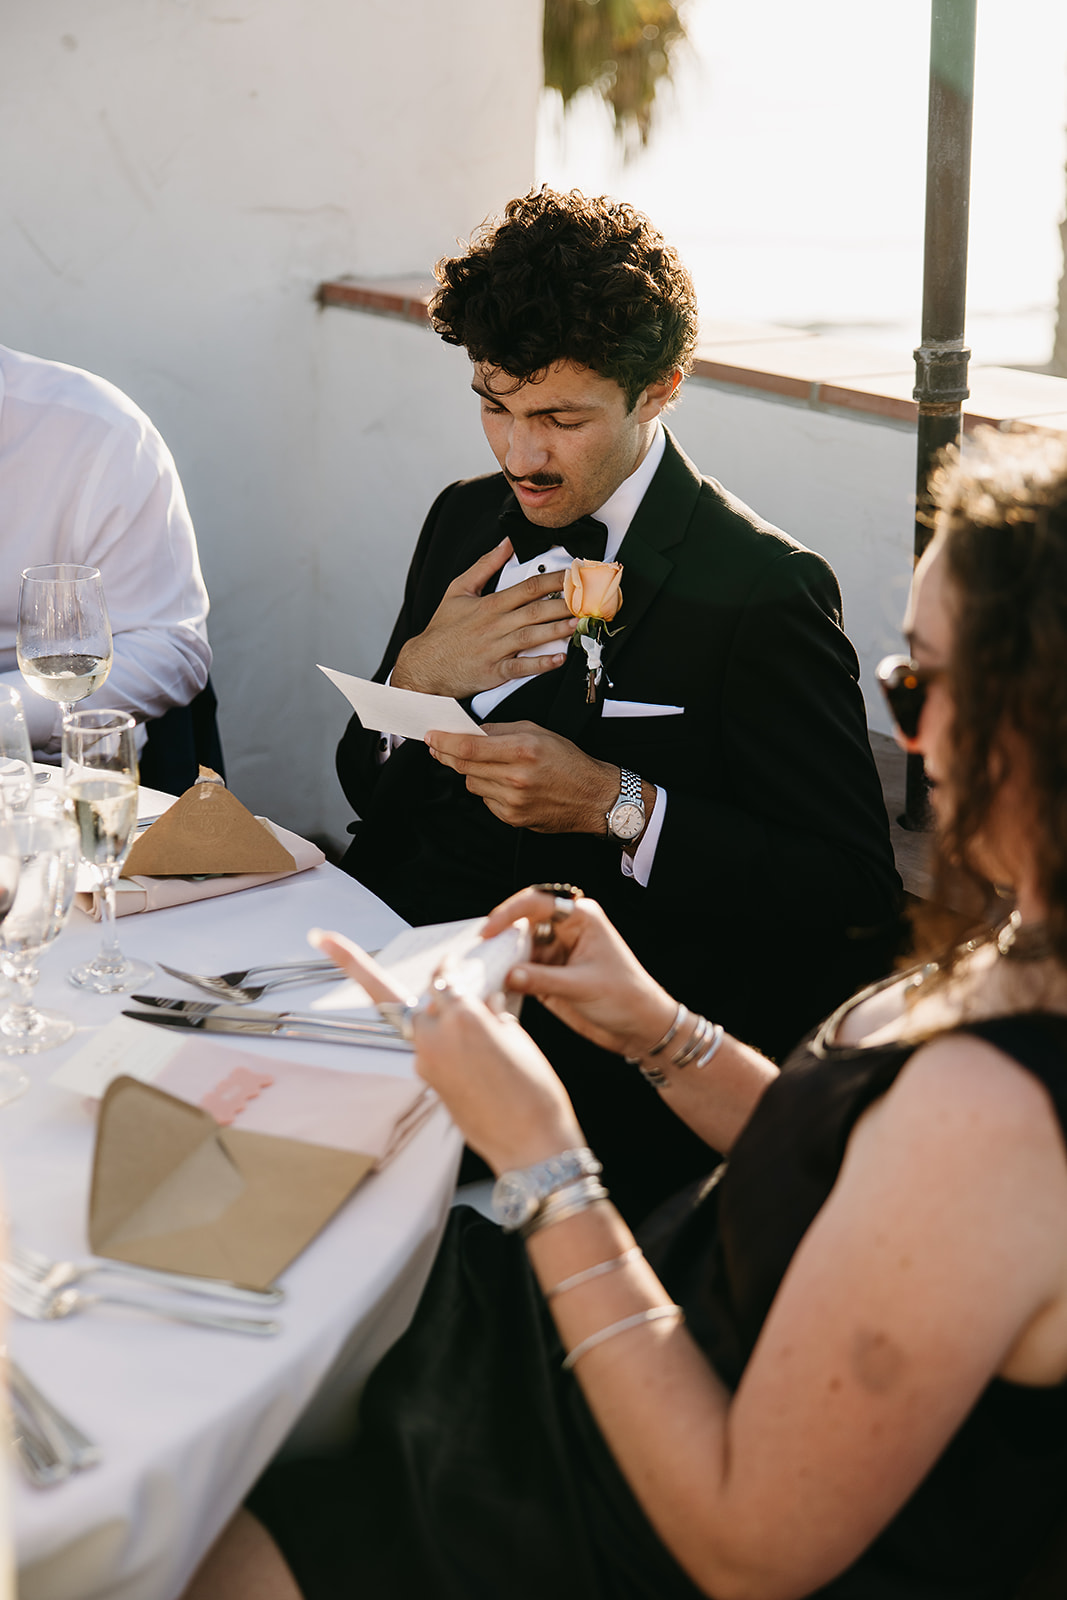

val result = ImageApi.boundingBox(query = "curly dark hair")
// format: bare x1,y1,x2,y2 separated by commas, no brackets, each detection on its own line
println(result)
921,429,1067,975
429,187,699,410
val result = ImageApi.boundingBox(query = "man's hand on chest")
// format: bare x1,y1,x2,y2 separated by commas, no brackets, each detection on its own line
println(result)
391,539,577,701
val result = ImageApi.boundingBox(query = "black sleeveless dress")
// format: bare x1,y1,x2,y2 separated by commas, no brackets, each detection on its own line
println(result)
249,1011,1067,1598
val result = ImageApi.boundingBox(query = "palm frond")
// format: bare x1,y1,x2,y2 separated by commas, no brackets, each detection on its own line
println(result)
543,0,688,153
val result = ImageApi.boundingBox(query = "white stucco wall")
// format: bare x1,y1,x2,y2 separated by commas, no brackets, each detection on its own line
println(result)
0,0,542,831
667,384,918,731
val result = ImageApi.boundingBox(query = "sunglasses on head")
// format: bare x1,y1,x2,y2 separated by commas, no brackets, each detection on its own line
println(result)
875,654,942,741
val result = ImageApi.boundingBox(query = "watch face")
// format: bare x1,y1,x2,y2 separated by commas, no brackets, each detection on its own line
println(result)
491,1171,539,1231
609,801,644,841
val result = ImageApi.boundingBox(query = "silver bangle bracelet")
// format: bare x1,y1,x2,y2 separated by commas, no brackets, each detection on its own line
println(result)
673,1014,713,1068
624,1001,686,1069
646,1001,686,1057
694,1021,726,1069
634,1011,726,1088
521,1176,609,1240
546,1245,644,1301
562,1303,684,1372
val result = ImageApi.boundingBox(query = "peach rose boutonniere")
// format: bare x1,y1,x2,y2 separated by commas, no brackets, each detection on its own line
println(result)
563,559,623,704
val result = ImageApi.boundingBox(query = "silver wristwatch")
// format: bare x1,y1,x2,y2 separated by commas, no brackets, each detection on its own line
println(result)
606,767,645,843
491,1147,603,1233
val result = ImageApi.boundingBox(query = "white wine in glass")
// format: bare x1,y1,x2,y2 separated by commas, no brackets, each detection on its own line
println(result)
0,686,35,816
62,710,152,993
0,811,79,1072
17,564,113,722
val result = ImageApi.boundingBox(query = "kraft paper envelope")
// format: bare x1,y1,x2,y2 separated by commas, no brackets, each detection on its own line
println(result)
318,664,485,741
76,821,324,919
124,769,296,877
90,1076,375,1289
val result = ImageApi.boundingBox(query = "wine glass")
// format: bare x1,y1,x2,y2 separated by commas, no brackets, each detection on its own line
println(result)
0,686,35,817
62,710,153,994
0,825,21,1097
16,564,113,724
0,812,79,1074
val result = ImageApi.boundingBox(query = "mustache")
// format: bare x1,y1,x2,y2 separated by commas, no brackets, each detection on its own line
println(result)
505,470,564,489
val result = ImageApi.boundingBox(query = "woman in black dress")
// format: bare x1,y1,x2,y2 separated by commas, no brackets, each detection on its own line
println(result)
189,429,1067,1598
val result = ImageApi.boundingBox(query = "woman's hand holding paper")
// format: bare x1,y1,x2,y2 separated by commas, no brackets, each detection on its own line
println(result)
481,888,677,1061
310,925,584,1175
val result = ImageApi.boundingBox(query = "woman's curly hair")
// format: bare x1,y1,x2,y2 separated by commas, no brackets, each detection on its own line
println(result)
429,187,699,410
922,429,1067,973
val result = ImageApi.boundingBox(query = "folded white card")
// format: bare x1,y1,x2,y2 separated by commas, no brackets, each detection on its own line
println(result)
312,917,529,1012
318,665,486,741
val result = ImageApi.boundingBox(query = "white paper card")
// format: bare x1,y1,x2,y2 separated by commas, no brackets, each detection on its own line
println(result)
318,665,485,741
312,917,528,1012
51,1014,187,1098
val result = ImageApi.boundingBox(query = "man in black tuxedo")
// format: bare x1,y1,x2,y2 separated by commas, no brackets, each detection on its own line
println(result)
338,189,901,1220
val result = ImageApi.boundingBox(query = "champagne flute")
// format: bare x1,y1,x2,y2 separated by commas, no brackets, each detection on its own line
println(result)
17,564,113,723
0,687,35,817
0,812,78,1075
62,710,152,994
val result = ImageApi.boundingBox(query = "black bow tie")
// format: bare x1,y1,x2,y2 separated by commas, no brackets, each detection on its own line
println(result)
499,502,608,566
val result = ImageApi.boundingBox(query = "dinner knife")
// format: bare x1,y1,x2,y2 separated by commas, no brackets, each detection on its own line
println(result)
130,994,402,1034
122,1005,413,1049
131,994,387,1024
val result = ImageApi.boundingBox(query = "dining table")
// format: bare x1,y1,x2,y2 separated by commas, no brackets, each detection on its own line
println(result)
0,782,464,1600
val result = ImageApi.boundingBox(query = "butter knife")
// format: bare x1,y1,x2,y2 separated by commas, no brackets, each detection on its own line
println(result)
122,1005,412,1049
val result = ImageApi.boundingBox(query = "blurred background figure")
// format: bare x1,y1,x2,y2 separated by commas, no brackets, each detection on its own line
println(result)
0,343,219,792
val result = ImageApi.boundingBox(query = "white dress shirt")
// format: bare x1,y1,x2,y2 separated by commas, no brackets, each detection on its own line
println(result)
472,422,669,887
0,345,211,755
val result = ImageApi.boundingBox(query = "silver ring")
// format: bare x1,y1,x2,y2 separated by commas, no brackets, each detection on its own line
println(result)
377,998,422,1041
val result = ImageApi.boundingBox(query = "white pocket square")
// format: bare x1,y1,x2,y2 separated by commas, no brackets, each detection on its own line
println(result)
601,699,685,718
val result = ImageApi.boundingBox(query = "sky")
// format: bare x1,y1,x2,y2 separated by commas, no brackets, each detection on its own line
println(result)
537,0,1067,368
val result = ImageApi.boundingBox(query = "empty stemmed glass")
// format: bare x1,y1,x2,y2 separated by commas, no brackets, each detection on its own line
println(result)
62,710,153,994
0,686,35,817
0,812,79,1078
17,564,113,724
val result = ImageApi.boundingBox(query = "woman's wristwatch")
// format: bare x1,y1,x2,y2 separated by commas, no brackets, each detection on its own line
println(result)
491,1147,604,1234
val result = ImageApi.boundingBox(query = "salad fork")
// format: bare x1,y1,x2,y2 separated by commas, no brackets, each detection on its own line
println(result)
158,958,341,1004
10,1242,284,1307
3,1267,281,1337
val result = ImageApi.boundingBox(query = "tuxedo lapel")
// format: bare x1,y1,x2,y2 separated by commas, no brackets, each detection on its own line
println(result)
605,430,702,665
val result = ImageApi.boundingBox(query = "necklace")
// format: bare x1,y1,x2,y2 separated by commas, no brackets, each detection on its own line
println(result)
996,910,1055,962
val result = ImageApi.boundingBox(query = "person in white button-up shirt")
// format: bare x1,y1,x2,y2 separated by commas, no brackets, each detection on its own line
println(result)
0,344,211,756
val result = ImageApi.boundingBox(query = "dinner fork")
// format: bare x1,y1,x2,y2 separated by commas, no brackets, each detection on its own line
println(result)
3,1268,280,1337
9,1357,100,1473
10,1243,284,1308
158,958,341,1004
9,1400,69,1488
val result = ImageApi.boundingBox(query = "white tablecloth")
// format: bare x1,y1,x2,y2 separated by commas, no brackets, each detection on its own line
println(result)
0,839,462,1600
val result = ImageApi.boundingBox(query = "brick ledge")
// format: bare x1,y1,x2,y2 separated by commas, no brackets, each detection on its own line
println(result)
316,276,1067,436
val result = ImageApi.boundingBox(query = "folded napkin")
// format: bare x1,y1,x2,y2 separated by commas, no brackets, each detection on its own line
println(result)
153,1045,437,1167
88,1060,440,1288
75,820,325,920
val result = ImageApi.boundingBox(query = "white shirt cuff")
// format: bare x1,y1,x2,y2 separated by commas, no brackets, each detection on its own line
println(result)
621,785,665,888
375,670,405,763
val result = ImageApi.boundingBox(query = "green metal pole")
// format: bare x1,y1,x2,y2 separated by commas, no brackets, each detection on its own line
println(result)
904,0,977,830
